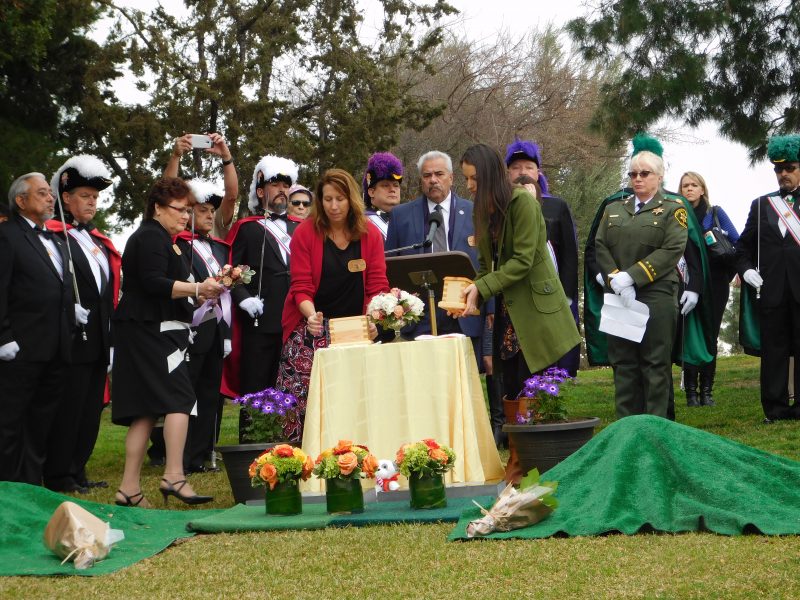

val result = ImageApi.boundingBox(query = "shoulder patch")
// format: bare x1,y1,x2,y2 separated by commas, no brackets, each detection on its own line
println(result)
674,207,688,229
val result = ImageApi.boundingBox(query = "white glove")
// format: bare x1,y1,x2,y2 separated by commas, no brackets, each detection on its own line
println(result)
595,272,605,286
619,286,636,308
107,347,114,374
680,291,699,315
223,339,232,358
74,304,90,326
239,297,264,318
743,269,763,289
0,341,20,361
609,271,634,294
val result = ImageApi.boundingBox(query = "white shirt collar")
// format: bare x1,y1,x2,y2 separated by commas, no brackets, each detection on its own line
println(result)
427,192,452,216
21,215,42,229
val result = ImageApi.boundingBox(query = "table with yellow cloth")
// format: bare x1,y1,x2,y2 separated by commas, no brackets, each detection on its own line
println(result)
301,335,505,492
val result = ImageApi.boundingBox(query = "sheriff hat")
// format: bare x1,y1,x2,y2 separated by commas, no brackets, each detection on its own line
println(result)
249,155,298,212
767,134,800,164
187,178,223,209
50,155,113,199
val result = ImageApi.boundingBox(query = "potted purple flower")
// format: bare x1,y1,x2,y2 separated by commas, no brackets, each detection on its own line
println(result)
217,388,300,504
502,368,599,475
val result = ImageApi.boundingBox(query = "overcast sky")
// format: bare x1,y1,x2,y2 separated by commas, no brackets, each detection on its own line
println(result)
104,0,773,244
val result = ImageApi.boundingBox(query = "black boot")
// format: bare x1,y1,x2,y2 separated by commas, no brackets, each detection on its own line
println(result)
700,361,715,406
684,365,700,407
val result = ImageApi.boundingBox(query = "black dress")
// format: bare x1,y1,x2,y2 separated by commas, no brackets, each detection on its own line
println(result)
111,219,196,426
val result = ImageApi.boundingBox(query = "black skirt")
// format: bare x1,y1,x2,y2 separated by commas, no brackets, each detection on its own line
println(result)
111,320,196,426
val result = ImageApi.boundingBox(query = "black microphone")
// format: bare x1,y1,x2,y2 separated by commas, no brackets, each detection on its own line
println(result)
423,209,444,248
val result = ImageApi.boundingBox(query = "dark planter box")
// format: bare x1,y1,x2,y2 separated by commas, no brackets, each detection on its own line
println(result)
503,417,600,475
217,443,278,505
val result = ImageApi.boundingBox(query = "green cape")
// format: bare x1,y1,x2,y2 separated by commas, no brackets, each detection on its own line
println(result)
583,189,715,366
739,282,760,355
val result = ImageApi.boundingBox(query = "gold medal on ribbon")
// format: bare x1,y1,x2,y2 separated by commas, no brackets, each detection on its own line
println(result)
173,244,182,255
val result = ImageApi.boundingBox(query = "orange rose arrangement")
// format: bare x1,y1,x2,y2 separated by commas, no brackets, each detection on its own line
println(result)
249,444,314,490
396,438,456,477
312,439,379,480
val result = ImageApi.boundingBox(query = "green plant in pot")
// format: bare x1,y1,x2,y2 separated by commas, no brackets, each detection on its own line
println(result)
396,439,456,509
503,367,599,475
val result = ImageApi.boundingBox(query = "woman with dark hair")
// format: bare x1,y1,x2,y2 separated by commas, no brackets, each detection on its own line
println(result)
276,169,390,441
112,177,223,507
679,171,739,406
459,144,581,482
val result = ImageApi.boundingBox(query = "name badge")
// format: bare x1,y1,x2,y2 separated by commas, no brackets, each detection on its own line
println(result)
348,259,366,272
172,244,182,255
467,235,476,247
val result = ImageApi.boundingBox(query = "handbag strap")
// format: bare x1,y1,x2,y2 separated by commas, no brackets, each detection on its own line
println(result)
711,205,722,230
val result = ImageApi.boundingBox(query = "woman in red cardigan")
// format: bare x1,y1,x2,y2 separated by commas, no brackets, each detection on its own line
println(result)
277,168,390,441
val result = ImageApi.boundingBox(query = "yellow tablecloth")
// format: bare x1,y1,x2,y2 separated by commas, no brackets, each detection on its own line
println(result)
301,336,504,492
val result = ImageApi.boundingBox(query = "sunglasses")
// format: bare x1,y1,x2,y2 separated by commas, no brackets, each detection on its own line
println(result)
627,170,653,179
773,164,799,174
291,200,312,207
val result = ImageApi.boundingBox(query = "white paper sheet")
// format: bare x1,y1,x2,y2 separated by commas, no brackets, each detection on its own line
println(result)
599,293,650,343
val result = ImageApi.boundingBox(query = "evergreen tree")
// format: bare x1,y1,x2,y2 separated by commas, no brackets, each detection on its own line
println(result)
567,0,800,159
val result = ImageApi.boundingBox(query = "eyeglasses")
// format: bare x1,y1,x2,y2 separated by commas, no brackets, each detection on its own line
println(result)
290,200,312,207
627,170,653,179
773,164,799,174
166,204,193,216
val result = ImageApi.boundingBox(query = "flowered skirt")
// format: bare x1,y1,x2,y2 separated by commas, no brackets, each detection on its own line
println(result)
275,321,329,442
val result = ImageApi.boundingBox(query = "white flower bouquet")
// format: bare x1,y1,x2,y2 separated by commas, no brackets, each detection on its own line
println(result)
366,288,425,335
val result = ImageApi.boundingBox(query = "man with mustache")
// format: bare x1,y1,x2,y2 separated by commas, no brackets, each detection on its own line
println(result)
385,151,486,355
736,134,800,423
44,156,120,493
222,155,301,441
0,173,76,484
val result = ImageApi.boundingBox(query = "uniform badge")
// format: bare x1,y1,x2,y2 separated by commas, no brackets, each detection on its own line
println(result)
674,207,688,229
653,207,664,215
467,235,476,247
172,244,182,255
348,259,366,272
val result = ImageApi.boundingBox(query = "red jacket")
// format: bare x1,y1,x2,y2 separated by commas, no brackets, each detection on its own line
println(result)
282,219,390,341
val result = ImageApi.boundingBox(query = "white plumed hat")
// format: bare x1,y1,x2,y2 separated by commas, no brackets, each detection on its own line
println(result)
248,155,298,212
187,178,223,208
50,154,113,199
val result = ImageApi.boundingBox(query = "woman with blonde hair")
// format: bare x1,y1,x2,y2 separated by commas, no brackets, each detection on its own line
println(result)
679,171,739,406
276,168,390,441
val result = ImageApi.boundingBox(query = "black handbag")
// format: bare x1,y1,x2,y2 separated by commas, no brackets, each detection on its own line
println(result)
704,206,736,263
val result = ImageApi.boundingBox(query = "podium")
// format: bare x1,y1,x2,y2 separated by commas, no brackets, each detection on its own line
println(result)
385,251,477,335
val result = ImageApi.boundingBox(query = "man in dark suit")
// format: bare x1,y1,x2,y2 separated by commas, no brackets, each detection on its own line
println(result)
0,173,77,485
385,150,485,347
43,156,119,493
736,134,800,423
222,155,300,441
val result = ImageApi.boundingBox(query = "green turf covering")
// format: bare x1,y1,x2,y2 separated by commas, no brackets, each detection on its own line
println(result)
449,415,800,540
186,495,493,533
0,483,220,576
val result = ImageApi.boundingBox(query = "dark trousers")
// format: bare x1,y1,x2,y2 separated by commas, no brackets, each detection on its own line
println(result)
44,360,106,489
185,338,224,468
240,329,282,394
760,287,800,420
608,287,677,419
0,359,65,484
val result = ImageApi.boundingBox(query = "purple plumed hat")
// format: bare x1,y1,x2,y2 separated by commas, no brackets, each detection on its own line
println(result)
362,152,403,206
505,137,549,195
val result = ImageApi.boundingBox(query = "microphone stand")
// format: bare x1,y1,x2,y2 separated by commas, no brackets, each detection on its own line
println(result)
384,239,432,256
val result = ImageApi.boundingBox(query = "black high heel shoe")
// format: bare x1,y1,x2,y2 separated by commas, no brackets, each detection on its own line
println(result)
115,489,150,508
159,478,213,506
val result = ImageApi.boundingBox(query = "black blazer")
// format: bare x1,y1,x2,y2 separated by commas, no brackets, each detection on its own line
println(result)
114,220,193,323
0,214,74,362
60,229,115,363
541,194,579,302
230,218,299,334
736,193,800,308
176,235,231,354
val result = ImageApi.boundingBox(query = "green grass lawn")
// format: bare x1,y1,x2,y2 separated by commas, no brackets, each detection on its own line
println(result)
4,355,800,599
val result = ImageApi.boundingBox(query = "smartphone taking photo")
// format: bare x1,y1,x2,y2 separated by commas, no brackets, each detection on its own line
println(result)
189,134,214,149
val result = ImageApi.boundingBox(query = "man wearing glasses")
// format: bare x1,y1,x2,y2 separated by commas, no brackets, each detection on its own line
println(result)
736,135,800,423
287,184,313,220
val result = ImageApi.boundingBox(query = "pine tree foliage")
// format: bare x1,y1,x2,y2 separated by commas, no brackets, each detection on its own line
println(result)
567,0,800,159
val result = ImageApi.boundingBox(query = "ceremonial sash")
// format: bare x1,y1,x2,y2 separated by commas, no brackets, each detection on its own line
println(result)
259,218,293,262
767,194,800,246
191,239,232,328
68,228,110,287
546,240,558,274
367,213,388,238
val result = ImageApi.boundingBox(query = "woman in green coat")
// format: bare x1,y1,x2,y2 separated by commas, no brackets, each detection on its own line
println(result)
460,144,581,480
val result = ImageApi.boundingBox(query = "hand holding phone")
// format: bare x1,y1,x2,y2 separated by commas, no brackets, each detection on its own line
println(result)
189,134,214,149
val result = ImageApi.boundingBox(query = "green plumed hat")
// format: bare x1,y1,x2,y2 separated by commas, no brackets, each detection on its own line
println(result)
767,135,800,163
631,133,664,157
